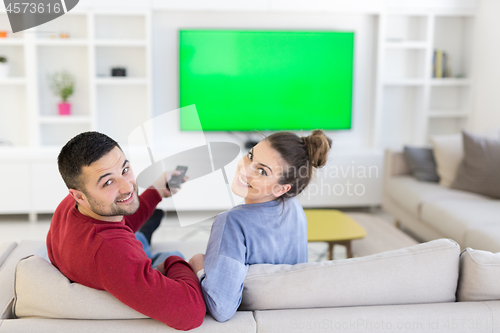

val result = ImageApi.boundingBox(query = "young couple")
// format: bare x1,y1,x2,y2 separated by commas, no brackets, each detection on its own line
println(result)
46,130,331,330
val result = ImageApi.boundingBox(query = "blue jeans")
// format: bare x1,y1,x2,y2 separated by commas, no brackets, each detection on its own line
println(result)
135,232,184,269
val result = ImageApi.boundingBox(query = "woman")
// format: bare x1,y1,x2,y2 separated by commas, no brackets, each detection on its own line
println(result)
189,130,332,322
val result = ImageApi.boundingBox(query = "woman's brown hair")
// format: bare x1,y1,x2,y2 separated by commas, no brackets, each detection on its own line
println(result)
265,130,332,199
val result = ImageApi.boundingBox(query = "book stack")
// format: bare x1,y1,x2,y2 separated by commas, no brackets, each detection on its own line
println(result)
432,49,451,78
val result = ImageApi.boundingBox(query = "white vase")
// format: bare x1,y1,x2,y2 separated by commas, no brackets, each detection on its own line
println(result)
0,63,8,78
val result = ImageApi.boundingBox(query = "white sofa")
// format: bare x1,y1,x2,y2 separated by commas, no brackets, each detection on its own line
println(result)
383,149,500,253
1,238,500,332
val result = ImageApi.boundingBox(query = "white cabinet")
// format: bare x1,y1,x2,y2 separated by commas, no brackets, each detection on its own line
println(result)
154,150,384,211
0,158,68,218
0,163,31,213
31,163,68,212
297,152,383,208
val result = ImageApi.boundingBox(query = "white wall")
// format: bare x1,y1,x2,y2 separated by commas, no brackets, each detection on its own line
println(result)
151,11,377,151
471,0,500,134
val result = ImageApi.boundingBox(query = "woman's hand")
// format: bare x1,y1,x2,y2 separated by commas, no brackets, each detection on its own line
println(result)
188,253,205,274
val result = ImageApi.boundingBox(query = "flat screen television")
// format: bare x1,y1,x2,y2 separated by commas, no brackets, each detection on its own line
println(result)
179,30,354,131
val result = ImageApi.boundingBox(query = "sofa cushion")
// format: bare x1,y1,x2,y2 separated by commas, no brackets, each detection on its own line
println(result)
457,248,500,302
452,131,500,199
385,176,485,216
420,199,500,247
431,134,463,187
1,312,257,333
253,302,493,333
403,146,439,182
240,239,460,311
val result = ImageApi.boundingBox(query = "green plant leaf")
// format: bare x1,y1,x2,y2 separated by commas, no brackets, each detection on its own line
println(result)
48,70,75,102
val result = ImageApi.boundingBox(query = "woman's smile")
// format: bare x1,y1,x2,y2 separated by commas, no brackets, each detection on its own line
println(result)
237,174,252,188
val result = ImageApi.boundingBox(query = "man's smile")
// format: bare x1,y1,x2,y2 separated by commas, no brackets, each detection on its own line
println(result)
116,192,133,203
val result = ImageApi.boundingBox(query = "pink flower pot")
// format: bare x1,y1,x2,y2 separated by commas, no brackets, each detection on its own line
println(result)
58,102,71,116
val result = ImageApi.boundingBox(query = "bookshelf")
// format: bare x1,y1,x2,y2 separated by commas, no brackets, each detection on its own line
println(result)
0,9,152,150
374,11,475,148
0,11,27,146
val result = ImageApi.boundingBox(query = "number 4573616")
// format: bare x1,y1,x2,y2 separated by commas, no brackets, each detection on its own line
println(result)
6,2,62,14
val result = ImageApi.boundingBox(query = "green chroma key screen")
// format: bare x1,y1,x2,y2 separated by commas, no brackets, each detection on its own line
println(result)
179,30,354,131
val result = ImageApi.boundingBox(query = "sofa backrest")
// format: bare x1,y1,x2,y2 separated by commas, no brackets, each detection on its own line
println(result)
0,242,17,269
12,239,459,320
240,239,460,311
10,238,500,323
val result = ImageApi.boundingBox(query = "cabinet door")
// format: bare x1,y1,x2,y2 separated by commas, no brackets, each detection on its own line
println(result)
32,163,69,212
0,163,31,213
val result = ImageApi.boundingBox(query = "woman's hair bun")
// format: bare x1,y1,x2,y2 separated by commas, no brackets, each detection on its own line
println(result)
303,130,332,168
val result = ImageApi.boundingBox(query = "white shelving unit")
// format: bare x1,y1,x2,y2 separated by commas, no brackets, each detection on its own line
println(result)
0,9,152,150
374,10,475,148
92,11,152,146
0,9,152,220
0,12,29,148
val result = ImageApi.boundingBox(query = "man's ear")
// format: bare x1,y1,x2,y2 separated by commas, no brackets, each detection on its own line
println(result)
69,189,87,205
272,183,292,198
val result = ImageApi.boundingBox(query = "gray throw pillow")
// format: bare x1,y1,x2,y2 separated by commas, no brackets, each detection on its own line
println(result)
403,146,440,182
451,131,500,199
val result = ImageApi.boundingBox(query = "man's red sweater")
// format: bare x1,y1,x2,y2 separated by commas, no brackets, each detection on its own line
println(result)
46,189,206,330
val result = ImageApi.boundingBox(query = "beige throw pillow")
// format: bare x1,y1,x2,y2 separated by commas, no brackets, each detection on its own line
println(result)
430,134,463,187
457,248,500,302
451,131,500,199
13,255,147,319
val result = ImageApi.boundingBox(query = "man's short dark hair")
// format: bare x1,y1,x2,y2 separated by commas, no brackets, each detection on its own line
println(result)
58,132,121,190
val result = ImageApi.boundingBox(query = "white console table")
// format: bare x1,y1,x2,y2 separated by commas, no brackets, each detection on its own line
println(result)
0,147,383,222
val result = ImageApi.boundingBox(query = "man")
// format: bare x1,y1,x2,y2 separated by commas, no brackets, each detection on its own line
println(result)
46,132,206,330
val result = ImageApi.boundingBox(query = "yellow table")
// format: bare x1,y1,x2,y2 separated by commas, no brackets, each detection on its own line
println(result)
305,209,366,260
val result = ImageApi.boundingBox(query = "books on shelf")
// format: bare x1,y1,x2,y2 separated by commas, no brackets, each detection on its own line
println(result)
432,49,451,78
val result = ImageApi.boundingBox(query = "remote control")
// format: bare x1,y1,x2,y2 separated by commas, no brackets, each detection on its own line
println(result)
167,166,188,189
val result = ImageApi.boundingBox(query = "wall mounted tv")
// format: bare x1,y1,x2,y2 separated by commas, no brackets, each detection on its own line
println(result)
179,30,354,131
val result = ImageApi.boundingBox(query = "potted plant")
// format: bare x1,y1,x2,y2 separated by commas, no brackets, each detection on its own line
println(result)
48,70,75,116
0,56,8,79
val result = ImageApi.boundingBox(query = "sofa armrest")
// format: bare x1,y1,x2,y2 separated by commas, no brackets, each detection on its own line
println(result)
384,149,411,180
0,240,46,319
0,242,17,269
